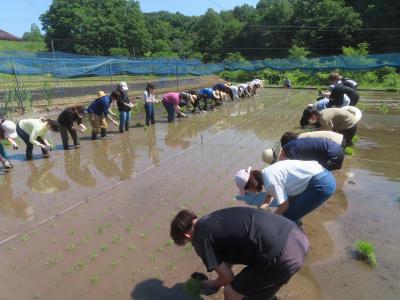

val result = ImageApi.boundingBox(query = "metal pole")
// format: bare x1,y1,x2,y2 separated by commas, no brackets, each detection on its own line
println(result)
11,58,24,112
51,40,60,88
175,62,179,91
108,62,114,90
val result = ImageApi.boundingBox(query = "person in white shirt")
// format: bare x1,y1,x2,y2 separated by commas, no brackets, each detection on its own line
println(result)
238,83,251,98
234,160,336,225
143,82,158,126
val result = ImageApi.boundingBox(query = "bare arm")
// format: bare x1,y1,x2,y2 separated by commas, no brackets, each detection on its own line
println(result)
259,194,273,210
7,137,19,149
275,200,289,215
203,262,234,289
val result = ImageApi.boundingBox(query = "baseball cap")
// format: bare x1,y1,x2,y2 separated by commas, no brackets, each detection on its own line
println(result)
234,166,252,194
118,82,129,91
1,120,17,139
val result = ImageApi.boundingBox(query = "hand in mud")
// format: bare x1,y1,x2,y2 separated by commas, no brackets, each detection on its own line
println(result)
13,144,20,150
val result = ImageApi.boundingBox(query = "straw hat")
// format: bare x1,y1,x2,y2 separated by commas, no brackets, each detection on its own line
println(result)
97,91,106,98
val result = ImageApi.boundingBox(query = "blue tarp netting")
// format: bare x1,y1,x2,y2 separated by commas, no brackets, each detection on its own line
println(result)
0,51,399,78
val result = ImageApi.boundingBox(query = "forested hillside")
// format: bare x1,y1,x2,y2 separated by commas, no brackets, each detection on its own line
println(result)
39,0,400,61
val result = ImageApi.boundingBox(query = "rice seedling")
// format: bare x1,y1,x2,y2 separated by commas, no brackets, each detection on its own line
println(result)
345,147,354,155
379,103,389,114
90,276,99,285
184,278,203,299
5,246,16,251
32,292,42,299
157,245,164,253
108,260,119,271
20,234,29,242
126,224,134,234
355,240,377,267
149,255,157,264
66,244,77,252
140,233,147,240
111,234,122,244
31,229,38,236
90,250,98,261
101,245,108,252
82,233,92,244
167,262,176,270
128,244,136,251
165,240,174,247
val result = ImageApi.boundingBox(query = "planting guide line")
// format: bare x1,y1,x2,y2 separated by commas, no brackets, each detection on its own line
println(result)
0,90,300,247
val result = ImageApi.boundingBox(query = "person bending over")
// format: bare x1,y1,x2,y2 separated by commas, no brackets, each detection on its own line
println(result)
0,119,19,169
170,207,309,300
234,161,336,225
57,106,87,150
262,138,345,171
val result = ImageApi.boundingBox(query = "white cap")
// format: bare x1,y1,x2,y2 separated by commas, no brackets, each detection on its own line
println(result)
1,120,17,139
234,166,252,194
118,82,128,91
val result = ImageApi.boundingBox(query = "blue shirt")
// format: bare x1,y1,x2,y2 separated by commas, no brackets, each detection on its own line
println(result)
87,96,112,116
199,88,215,99
283,138,342,164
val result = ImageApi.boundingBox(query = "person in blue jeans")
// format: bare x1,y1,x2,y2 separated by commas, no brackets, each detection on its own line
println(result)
234,160,336,225
143,82,158,126
111,82,134,133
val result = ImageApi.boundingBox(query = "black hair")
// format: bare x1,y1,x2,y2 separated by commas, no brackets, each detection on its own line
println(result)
281,132,299,146
244,170,263,192
145,82,155,94
300,107,319,128
46,119,60,132
170,210,197,246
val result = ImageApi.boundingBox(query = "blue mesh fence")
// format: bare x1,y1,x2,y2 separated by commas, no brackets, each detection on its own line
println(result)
0,51,400,78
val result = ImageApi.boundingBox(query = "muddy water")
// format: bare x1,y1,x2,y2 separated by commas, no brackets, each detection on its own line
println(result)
0,89,399,300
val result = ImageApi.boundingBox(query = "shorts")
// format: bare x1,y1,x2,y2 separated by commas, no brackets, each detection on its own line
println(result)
231,226,309,298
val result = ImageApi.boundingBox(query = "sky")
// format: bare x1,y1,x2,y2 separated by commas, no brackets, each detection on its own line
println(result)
0,0,259,38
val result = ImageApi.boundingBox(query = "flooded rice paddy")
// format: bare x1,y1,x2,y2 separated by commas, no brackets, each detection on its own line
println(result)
0,88,399,300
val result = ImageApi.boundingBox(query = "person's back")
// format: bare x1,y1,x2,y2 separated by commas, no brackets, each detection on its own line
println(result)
87,95,111,115
192,207,295,269
298,131,345,147
283,138,344,170
199,88,214,98
319,108,357,131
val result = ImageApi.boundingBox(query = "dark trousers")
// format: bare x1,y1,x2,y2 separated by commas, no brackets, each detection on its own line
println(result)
340,124,357,146
16,124,48,160
144,103,155,126
59,125,79,149
162,101,175,122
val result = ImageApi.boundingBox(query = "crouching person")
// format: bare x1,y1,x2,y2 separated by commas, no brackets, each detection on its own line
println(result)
16,118,59,160
170,207,309,300
263,138,345,171
57,106,87,150
0,119,19,169
87,91,119,140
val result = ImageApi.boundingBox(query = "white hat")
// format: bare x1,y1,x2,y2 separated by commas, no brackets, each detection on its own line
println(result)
234,166,252,194
1,120,17,139
118,82,129,91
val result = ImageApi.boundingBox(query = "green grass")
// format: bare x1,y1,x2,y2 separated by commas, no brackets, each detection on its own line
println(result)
355,240,377,267
0,40,46,52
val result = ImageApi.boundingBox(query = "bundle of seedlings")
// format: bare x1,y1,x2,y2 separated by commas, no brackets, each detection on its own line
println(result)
354,240,377,268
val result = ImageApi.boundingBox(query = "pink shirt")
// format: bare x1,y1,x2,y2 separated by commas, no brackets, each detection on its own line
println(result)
162,92,180,106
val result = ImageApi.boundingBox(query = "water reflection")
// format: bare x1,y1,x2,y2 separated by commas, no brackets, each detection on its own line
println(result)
92,139,123,178
120,134,135,180
64,150,96,187
27,160,69,194
0,173,34,221
146,127,160,165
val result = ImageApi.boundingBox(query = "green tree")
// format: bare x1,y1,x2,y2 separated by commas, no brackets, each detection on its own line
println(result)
192,9,224,62
22,23,43,42
40,0,149,56
342,42,369,57
288,45,311,58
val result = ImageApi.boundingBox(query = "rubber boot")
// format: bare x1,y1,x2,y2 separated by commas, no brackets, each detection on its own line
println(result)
101,128,107,137
91,132,97,140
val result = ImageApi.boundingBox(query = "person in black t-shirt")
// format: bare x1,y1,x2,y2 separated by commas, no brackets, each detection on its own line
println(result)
170,207,309,300
111,82,134,133
57,106,87,150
